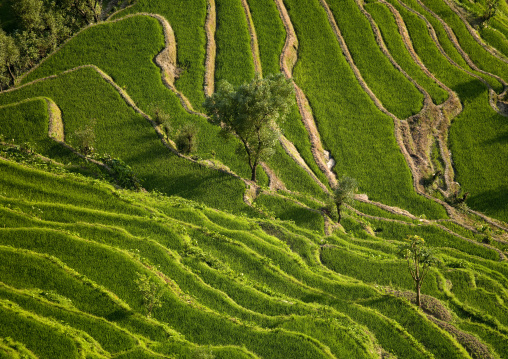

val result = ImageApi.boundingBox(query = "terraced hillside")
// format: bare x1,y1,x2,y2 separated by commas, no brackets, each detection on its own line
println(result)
0,0,507,357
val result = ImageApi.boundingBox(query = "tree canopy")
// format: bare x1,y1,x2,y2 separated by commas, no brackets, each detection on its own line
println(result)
0,0,102,89
398,235,439,307
333,176,358,223
203,74,295,182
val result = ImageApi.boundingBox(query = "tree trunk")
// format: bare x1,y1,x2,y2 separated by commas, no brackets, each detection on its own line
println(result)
7,65,15,85
416,281,421,308
251,164,257,182
337,206,342,224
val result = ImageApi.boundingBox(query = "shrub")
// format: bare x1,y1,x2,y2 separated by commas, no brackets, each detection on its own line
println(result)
175,122,199,154
72,119,96,156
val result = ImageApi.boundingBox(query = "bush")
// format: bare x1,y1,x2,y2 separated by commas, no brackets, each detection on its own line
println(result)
72,119,96,156
175,123,199,154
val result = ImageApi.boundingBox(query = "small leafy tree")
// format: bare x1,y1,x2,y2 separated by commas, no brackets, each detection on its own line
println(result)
176,122,199,154
203,74,295,182
135,272,163,318
398,235,439,308
333,176,357,223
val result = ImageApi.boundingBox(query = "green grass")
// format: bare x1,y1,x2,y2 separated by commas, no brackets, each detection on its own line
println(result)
444,269,508,327
246,0,286,76
266,145,327,199
254,193,324,233
365,2,450,105
421,0,508,85
399,0,504,92
215,0,255,86
281,0,447,219
327,0,425,119
388,0,508,222
1,69,254,214
18,16,264,185
2,155,506,358
0,283,137,354
0,300,80,359
0,99,48,145
480,26,508,58
368,218,500,260
352,200,420,222
110,0,208,109
364,296,470,359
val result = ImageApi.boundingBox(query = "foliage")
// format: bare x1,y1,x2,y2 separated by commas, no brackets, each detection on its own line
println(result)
0,29,19,88
97,154,143,191
333,176,357,223
176,122,199,155
204,74,295,182
397,235,440,307
72,119,96,156
0,0,103,90
135,272,164,318
482,0,499,22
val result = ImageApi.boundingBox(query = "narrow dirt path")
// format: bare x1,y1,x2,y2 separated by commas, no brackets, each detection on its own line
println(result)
279,136,330,193
415,0,508,92
260,162,287,191
442,0,508,65
318,0,427,194
10,64,260,197
345,202,507,261
358,0,455,192
380,0,462,196
273,0,338,188
204,0,217,97
240,0,262,75
393,0,507,117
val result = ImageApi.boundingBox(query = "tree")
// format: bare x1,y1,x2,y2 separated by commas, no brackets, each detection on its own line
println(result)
332,176,357,223
135,272,163,318
398,235,439,308
203,74,295,182
0,29,20,87
60,0,102,24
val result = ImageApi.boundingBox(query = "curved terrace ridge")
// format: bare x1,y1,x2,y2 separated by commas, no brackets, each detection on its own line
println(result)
274,0,338,188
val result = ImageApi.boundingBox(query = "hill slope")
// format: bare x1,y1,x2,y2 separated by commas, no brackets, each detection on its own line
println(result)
0,0,508,357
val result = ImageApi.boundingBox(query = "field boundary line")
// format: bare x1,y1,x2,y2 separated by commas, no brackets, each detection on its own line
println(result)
319,0,428,197
415,0,508,93
279,136,330,193
358,0,454,191
204,0,217,97
393,0,507,117
442,0,508,65
380,0,462,195
344,204,507,260
241,0,262,75
273,0,338,188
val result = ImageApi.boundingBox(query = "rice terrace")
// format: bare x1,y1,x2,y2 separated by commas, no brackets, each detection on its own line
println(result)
0,0,508,357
